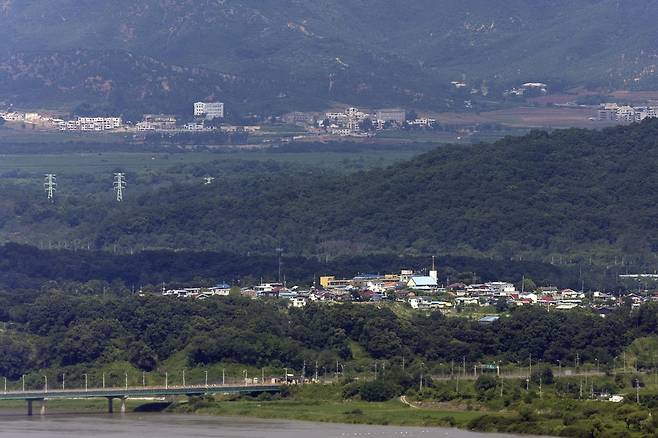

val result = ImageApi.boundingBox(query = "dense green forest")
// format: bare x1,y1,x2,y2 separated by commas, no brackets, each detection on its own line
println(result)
0,243,583,291
0,288,649,380
2,1,658,114
3,121,658,267
0,286,644,379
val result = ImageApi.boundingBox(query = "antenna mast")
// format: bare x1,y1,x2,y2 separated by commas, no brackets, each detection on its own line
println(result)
113,173,126,202
44,174,57,201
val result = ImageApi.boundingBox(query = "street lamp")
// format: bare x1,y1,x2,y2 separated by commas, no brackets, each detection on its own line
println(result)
205,371,209,388
62,373,65,390
22,375,25,392
125,372,128,390
557,360,562,377
83,374,88,392
182,369,186,387
44,375,48,393
243,370,248,386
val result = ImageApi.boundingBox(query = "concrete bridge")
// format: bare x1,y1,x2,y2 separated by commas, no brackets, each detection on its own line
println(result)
0,384,282,416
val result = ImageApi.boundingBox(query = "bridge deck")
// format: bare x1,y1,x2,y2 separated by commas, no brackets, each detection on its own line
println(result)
0,384,281,401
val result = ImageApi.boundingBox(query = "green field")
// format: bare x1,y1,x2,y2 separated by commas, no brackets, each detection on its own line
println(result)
0,150,427,175
186,398,483,427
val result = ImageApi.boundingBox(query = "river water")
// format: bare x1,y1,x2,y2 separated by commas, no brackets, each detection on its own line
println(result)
0,414,546,438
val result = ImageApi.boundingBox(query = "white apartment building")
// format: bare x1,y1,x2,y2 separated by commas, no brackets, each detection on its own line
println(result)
194,102,224,120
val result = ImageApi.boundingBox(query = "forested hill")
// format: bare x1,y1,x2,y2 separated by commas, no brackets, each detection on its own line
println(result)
3,0,658,115
4,120,658,264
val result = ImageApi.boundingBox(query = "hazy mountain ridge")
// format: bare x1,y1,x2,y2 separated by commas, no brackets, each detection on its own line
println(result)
2,0,658,114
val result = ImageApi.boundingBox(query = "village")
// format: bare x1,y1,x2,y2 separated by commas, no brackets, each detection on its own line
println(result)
160,261,655,317
0,102,436,138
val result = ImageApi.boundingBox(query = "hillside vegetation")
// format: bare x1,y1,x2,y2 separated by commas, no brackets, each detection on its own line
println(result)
2,1,658,114
2,121,658,264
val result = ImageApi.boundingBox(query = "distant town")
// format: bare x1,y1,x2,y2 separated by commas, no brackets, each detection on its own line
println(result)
3,96,658,144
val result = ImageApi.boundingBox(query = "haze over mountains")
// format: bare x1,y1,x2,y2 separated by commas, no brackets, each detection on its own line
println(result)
2,0,658,116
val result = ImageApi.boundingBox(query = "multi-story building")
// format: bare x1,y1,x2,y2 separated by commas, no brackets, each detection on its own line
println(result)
77,117,122,131
376,108,406,124
194,102,224,120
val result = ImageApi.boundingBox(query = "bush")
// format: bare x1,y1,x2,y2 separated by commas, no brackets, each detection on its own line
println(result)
531,366,554,385
358,380,401,402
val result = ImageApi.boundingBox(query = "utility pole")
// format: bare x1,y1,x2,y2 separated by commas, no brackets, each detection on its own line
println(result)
529,353,532,378
44,174,57,201
636,379,640,403
113,173,126,202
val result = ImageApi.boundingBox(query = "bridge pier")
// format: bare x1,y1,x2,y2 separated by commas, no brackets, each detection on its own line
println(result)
120,397,127,414
40,399,47,416
27,400,33,416
107,397,114,414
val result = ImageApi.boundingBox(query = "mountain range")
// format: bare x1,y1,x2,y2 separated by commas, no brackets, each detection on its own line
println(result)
2,0,658,116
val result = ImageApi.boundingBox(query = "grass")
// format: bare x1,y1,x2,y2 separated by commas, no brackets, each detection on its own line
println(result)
0,150,425,176
188,398,483,427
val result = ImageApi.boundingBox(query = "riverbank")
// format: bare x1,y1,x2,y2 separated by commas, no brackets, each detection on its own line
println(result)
169,382,658,438
178,397,484,428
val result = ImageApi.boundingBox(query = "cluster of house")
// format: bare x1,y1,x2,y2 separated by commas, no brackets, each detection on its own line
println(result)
597,103,658,122
319,107,436,136
56,116,124,131
504,82,549,97
1,102,228,134
0,110,47,124
160,264,658,316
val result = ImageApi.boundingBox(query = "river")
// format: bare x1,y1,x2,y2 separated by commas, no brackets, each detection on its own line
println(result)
0,413,548,437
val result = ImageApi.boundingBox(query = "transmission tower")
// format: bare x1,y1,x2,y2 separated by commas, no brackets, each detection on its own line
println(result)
44,174,57,201
113,173,126,202
203,176,215,185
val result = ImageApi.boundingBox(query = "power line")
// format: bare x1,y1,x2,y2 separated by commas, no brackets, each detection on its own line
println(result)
44,174,57,201
113,173,126,202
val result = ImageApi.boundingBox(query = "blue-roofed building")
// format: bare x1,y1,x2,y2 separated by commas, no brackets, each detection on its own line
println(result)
407,275,438,291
